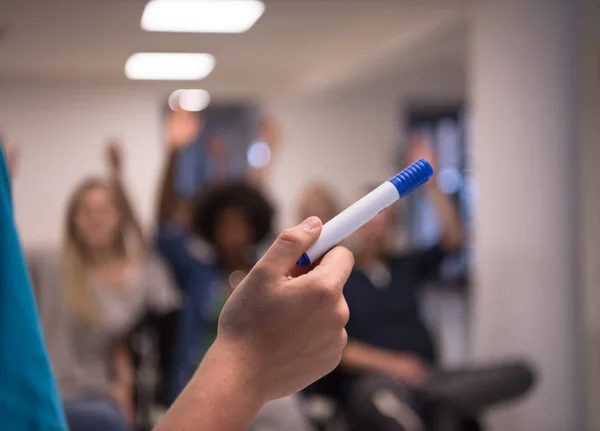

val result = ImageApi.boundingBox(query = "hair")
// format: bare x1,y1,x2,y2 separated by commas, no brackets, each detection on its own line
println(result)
61,177,134,327
191,181,274,249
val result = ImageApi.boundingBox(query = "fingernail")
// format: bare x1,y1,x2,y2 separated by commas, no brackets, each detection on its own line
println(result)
302,216,321,231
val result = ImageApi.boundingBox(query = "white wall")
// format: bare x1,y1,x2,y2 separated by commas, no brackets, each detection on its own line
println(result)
0,84,402,246
580,0,600,428
0,68,464,246
469,0,582,429
0,85,166,247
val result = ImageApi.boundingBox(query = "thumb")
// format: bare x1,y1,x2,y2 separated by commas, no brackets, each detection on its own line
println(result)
255,216,322,278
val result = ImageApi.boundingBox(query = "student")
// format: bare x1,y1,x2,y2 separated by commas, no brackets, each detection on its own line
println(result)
156,110,314,430
25,142,180,431
333,136,466,429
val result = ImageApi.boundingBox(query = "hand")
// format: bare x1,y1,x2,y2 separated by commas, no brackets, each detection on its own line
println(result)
166,110,201,149
258,117,281,154
207,135,229,164
109,382,135,424
406,132,438,173
214,216,354,402
105,139,123,176
385,353,429,387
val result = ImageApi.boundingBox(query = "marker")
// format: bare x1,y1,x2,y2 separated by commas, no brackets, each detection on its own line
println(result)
297,158,434,267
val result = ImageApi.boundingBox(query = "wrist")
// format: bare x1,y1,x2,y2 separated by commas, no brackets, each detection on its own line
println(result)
186,339,266,423
204,339,266,404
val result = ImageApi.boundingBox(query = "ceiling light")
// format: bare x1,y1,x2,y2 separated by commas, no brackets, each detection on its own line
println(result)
169,89,211,112
125,53,215,80
141,0,265,33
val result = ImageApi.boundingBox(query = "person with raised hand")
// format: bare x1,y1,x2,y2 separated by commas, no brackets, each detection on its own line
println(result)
22,139,180,431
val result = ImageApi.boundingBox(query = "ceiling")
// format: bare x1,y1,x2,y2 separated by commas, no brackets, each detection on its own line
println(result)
0,0,467,98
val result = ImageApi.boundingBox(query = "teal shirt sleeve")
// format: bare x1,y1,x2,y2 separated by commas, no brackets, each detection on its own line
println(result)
0,148,67,430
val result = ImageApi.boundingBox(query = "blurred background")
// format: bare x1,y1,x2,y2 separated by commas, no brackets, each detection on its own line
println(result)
0,0,598,430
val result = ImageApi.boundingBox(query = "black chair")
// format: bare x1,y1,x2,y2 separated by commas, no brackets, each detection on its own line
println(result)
304,360,536,431
129,310,180,431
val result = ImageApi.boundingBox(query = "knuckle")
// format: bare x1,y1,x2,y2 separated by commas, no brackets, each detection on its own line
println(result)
277,228,303,246
340,329,348,348
336,299,350,326
322,277,340,294
333,330,348,365
248,263,271,284
315,282,338,305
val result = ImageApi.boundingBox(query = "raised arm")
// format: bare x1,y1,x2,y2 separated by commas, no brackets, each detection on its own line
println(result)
407,134,464,251
157,147,182,224
248,117,281,190
157,110,201,225
106,140,145,247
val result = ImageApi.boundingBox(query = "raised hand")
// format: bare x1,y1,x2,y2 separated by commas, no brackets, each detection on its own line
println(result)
105,138,123,176
166,110,201,150
406,132,437,172
258,117,281,154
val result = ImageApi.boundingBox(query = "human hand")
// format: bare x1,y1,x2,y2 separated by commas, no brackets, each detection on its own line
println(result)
105,139,123,176
166,110,201,149
407,132,437,173
258,117,281,154
385,353,429,387
214,216,354,402
109,382,135,424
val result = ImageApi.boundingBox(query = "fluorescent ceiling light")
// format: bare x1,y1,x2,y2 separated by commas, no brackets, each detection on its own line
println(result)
125,53,215,80
141,0,265,33
169,89,211,112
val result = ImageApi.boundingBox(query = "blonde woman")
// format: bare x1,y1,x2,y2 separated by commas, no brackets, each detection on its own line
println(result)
27,142,179,431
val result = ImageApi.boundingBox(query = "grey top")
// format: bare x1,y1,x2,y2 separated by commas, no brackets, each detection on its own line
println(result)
27,249,180,401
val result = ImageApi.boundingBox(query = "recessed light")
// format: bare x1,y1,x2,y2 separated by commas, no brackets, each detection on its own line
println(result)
141,0,265,33
169,89,211,112
125,53,215,80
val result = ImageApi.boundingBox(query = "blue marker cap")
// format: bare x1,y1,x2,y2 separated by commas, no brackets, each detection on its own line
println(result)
388,159,434,198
